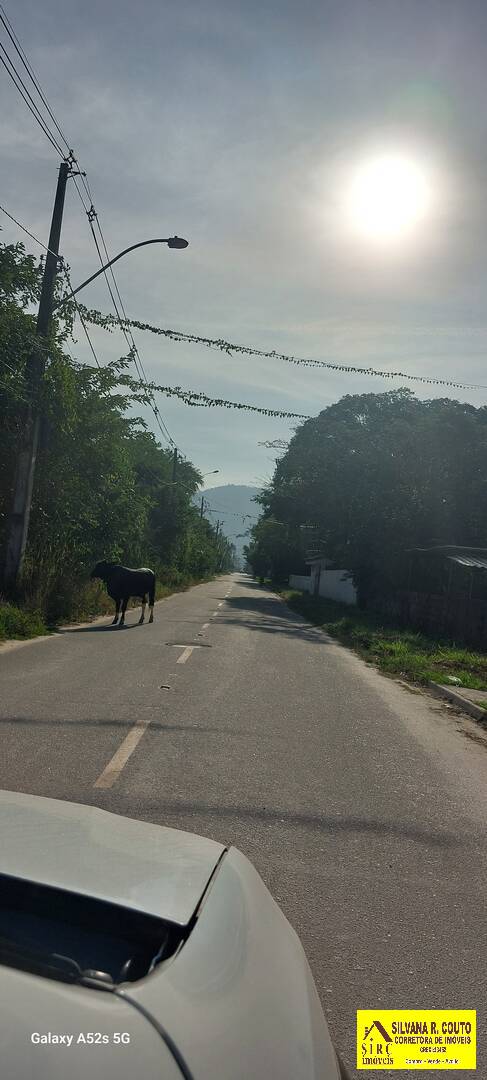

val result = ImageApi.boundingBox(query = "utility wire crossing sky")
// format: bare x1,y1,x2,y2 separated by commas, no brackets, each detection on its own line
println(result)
2,0,487,485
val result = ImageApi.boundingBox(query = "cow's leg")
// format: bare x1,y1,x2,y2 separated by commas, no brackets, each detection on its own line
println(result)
139,595,147,625
149,602,154,623
112,599,121,625
119,597,129,627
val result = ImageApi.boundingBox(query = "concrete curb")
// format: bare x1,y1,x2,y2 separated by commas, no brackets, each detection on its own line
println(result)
428,681,487,726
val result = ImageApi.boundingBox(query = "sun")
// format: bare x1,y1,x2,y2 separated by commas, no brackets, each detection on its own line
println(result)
345,153,432,243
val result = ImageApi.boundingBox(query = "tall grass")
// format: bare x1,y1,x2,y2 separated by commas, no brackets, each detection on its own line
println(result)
1,569,218,641
0,602,47,642
281,591,487,690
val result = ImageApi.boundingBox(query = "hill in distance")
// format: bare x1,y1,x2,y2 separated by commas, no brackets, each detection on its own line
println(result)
198,484,261,567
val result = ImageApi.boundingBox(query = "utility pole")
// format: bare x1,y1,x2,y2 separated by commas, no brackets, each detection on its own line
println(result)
200,495,205,519
170,448,179,521
3,160,70,591
214,520,221,571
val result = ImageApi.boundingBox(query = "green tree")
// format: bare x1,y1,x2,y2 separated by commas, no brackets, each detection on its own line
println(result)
248,389,487,606
245,516,304,582
0,242,229,619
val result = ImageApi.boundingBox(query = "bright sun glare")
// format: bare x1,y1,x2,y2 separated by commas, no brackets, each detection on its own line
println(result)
345,153,432,243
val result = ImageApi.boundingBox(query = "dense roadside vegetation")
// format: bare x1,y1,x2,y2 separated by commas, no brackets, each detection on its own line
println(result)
246,383,487,684
246,388,487,608
281,590,487,690
0,602,47,642
0,242,234,637
246,388,487,654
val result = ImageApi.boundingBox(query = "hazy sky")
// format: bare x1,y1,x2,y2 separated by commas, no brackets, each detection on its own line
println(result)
2,0,487,488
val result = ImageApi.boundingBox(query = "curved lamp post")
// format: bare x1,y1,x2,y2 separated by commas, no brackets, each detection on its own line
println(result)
53,236,189,310
4,232,189,590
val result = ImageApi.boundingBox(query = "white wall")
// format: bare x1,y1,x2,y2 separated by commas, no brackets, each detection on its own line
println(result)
318,570,357,605
289,574,312,593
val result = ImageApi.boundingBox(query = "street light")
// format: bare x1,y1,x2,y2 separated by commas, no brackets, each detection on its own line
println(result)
4,221,189,590
54,236,189,310
200,470,219,481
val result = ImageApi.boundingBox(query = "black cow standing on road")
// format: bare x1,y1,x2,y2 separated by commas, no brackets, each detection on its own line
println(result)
90,562,156,627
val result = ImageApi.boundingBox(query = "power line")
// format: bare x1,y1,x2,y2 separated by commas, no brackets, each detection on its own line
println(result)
6,191,480,406
1,196,171,394
86,215,140,362
0,6,176,444
81,203,176,446
70,172,90,213
3,12,484,407
0,201,103,370
204,505,258,518
79,307,487,394
63,154,176,441
0,201,56,256
62,267,102,369
0,3,71,153
140,382,310,419
0,24,104,376
0,42,64,156
28,78,177,439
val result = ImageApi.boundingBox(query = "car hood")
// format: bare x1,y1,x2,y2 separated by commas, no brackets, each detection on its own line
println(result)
0,965,184,1080
0,790,224,925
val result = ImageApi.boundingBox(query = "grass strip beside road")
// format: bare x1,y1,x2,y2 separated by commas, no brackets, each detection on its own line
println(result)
0,603,47,642
57,576,202,623
0,572,219,643
280,589,487,691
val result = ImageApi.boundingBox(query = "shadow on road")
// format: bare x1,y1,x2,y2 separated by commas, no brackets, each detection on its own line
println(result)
215,593,329,644
100,796,460,849
50,583,317,640
58,623,141,633
0,715,239,735
234,578,271,593
218,617,327,641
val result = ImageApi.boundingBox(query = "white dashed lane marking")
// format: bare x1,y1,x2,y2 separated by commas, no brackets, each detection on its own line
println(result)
94,718,151,790
94,601,223,789
177,646,195,664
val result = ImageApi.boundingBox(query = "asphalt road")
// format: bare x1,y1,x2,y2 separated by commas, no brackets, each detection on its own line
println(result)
1,573,486,1077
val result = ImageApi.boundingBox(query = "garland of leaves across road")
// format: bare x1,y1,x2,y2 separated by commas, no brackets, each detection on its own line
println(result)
138,382,309,419
78,303,486,393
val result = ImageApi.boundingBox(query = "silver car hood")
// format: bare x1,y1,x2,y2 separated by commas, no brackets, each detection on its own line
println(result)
0,965,184,1080
0,790,224,925
126,846,342,1080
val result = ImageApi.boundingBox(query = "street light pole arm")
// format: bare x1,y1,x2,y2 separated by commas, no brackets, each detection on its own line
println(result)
53,236,188,311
